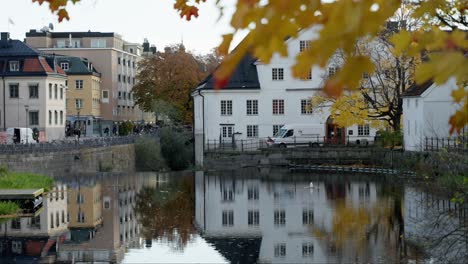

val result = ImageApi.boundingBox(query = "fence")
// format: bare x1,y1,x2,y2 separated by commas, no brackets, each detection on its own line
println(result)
0,135,142,155
205,135,377,153
424,136,467,153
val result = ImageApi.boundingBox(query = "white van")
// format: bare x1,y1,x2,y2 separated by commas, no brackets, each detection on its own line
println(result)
5,128,36,144
266,124,324,148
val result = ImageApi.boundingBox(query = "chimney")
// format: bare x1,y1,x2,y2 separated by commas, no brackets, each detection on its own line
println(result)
0,32,10,48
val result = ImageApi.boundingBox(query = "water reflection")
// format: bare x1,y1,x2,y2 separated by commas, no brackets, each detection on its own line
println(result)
0,169,466,263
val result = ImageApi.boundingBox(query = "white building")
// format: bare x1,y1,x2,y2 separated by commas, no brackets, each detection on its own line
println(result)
402,78,466,151
0,32,67,142
193,28,378,164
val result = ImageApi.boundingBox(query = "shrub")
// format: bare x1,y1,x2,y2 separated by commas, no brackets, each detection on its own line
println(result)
377,130,403,148
0,171,54,192
135,136,166,171
119,121,134,136
160,127,193,171
0,202,19,216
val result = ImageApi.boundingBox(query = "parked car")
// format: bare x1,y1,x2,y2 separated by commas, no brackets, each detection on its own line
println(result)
266,124,324,148
5,128,37,144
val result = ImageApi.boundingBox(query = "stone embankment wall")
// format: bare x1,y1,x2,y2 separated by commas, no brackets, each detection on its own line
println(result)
204,147,468,175
0,144,135,176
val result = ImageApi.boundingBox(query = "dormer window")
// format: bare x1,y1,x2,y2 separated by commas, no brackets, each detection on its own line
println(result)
9,61,19,72
60,62,69,71
328,66,339,78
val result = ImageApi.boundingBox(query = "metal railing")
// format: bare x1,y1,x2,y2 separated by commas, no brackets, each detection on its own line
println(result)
0,135,143,155
206,138,267,152
424,136,467,152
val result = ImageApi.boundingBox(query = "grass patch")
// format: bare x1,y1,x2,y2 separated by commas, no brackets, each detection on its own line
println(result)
0,202,19,216
0,172,54,192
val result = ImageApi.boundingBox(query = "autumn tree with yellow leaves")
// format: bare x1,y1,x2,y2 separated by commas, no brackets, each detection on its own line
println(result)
35,0,467,132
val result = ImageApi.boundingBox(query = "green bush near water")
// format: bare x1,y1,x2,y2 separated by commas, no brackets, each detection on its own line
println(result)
160,127,193,171
135,137,166,171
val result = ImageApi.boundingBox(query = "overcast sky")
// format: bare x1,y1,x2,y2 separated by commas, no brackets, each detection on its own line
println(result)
0,0,245,55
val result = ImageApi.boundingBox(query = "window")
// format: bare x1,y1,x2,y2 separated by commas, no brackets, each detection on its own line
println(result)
77,211,85,223
328,66,339,77
247,125,258,138
302,243,314,257
31,215,41,229
222,210,234,226
29,84,39,99
127,75,131,83
77,193,84,204
56,40,66,48
248,186,259,200
303,209,314,225
49,84,52,99
272,99,284,115
11,219,21,229
123,59,126,65
123,76,126,83
62,211,65,223
273,125,283,136
56,212,59,227
75,99,83,109
102,90,109,99
9,61,19,71
362,72,370,79
133,62,136,68
272,68,284,80
300,69,312,80
301,99,313,114
50,214,54,228
91,39,106,48
54,111,58,125
220,100,232,116
274,210,286,226
60,111,63,125
75,80,83,89
246,100,258,115
222,188,235,202
54,84,58,99
60,87,63,99
274,243,286,257
221,126,233,138
29,111,39,126
49,111,52,125
118,57,121,64
248,210,260,226
128,60,131,67
358,124,370,136
118,91,122,100
9,84,19,98
299,40,311,52
60,62,69,71
71,40,81,48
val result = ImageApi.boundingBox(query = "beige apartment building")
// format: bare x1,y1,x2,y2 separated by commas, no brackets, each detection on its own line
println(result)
25,30,152,131
51,55,103,136
67,182,103,229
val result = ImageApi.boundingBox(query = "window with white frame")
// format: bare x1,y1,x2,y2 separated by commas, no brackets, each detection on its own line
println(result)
77,211,85,223
328,66,339,77
60,62,69,71
302,243,314,257
248,210,260,226
302,209,314,225
56,40,66,48
9,60,19,71
9,83,19,98
75,80,83,89
91,39,106,48
299,40,311,52
358,124,370,136
221,126,233,138
75,99,83,109
28,84,39,99
248,186,259,200
247,125,258,138
272,99,284,115
274,209,286,226
54,84,58,99
54,111,58,125
49,83,52,99
220,100,232,115
222,210,234,226
272,68,284,80
273,125,283,136
301,99,312,114
246,99,258,115
274,243,286,257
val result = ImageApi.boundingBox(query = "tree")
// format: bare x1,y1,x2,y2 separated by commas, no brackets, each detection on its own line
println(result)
132,44,205,124
34,0,468,132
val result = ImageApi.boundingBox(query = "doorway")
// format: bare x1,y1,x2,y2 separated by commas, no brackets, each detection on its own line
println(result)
326,117,346,145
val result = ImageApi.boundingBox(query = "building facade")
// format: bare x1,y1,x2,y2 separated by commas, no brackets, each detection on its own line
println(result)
193,28,378,164
402,78,467,151
25,30,149,131
0,32,67,142
52,55,103,137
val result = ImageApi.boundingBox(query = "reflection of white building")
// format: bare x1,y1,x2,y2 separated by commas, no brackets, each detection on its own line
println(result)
0,183,68,258
195,171,389,263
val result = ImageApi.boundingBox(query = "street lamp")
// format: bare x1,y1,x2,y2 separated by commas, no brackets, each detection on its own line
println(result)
76,104,82,140
25,105,29,144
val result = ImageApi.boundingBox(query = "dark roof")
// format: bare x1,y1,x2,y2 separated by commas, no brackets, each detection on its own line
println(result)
204,236,262,264
402,80,434,97
199,54,260,90
0,39,40,57
48,55,101,76
26,30,115,38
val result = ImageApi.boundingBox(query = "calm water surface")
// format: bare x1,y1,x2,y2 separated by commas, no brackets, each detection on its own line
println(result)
1,169,466,263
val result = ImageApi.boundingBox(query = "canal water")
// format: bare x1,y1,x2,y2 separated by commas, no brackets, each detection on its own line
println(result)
1,168,466,263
